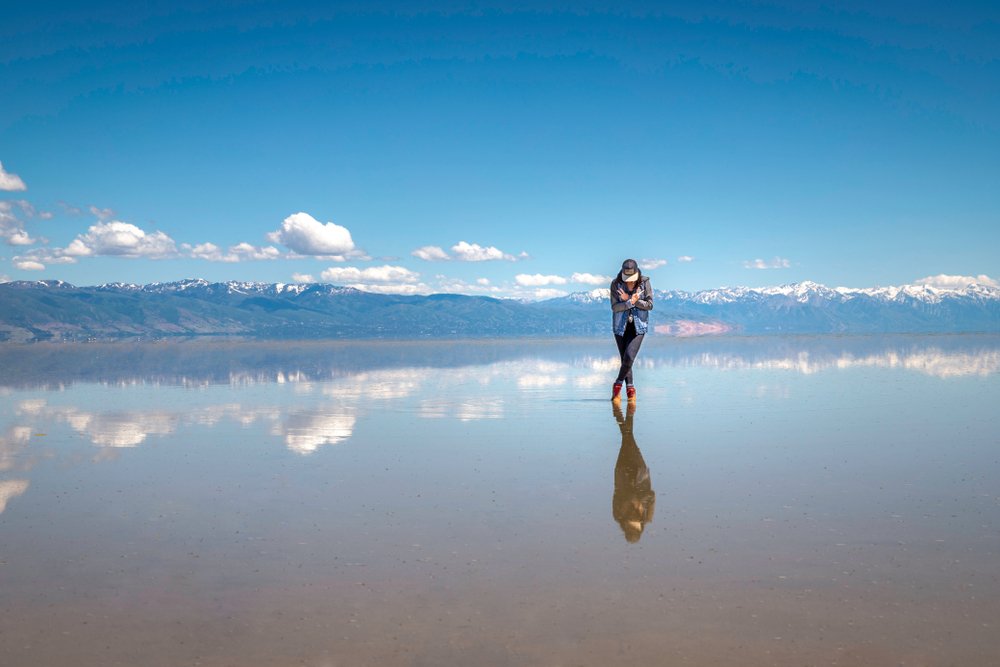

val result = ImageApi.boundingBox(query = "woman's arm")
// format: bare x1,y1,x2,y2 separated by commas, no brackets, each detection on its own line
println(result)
633,279,654,311
610,280,632,312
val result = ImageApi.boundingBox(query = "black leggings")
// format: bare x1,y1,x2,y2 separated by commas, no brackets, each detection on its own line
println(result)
614,320,645,385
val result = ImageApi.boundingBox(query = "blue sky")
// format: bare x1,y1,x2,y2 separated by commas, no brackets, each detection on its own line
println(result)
1,0,997,297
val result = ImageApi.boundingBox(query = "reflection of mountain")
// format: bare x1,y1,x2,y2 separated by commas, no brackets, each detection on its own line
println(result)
1,279,997,341
2,336,998,393
0,338,544,389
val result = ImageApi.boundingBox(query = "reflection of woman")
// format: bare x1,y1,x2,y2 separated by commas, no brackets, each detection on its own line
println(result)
610,259,653,401
613,402,655,543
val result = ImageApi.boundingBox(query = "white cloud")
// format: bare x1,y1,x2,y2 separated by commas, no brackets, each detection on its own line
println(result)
10,200,35,216
267,212,356,257
320,264,421,284
13,259,45,271
532,288,569,299
64,221,177,258
913,273,999,289
412,245,450,261
292,273,315,283
744,257,791,269
640,258,667,270
345,283,431,295
185,242,225,261
433,276,503,295
183,241,281,262
427,277,574,301
0,161,26,191
515,273,567,286
231,242,281,260
12,249,75,270
0,202,37,246
677,255,694,263
4,199,51,221
2,229,35,246
570,272,612,285
0,274,10,283
451,240,520,262
89,205,115,220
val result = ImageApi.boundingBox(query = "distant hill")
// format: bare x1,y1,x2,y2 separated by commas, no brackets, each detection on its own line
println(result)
548,280,1000,336
0,278,997,341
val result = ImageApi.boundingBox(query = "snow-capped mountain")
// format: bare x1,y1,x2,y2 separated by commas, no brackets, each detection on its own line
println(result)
128,278,341,296
553,280,1000,306
0,279,997,341
562,287,611,304
547,280,1000,335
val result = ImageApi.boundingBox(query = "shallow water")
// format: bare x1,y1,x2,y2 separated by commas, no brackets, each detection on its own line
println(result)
1,335,998,666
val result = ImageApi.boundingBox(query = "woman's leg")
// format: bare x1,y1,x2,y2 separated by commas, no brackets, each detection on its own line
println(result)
623,333,645,385
615,323,637,384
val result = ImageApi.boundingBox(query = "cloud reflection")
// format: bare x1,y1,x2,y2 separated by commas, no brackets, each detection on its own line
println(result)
421,398,505,421
0,479,29,515
321,368,425,401
277,410,357,455
3,338,996,466
690,348,1000,378
0,426,32,472
15,401,284,449
6,337,999,394
65,410,176,447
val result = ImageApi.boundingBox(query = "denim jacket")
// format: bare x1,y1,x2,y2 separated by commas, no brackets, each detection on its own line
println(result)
610,277,653,335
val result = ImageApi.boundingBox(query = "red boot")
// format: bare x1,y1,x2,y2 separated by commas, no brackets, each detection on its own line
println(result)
626,386,636,400
611,382,623,401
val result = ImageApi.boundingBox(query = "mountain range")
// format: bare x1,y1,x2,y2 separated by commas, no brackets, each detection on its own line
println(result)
0,278,997,341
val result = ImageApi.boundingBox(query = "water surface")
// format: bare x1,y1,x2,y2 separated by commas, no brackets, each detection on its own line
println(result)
1,335,998,666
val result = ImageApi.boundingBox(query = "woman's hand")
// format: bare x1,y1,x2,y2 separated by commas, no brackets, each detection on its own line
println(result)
617,287,640,305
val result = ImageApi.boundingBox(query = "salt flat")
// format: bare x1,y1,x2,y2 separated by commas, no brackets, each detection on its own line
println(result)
1,335,998,666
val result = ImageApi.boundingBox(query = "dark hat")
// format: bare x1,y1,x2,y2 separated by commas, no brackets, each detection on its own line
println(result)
621,259,639,272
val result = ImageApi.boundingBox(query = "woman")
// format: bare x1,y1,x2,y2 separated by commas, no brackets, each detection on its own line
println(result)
610,258,653,401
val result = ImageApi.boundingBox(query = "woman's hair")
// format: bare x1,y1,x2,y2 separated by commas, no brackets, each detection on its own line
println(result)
613,489,656,543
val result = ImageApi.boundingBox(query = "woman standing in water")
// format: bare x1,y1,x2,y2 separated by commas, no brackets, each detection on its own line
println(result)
610,258,653,401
